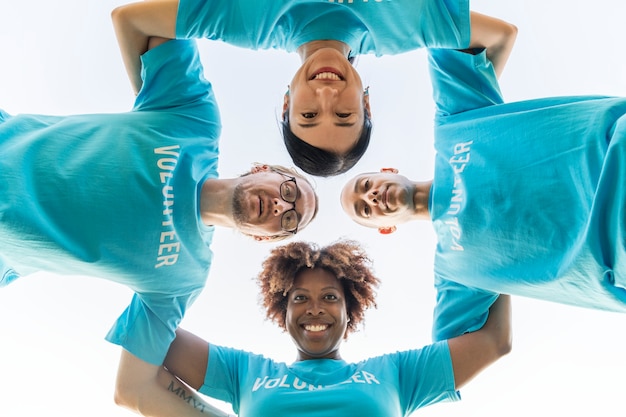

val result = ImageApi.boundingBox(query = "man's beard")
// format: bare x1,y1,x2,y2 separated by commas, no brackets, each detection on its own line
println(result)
231,182,247,227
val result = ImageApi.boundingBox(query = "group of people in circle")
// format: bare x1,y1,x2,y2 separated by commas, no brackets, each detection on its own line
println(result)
2,1,626,416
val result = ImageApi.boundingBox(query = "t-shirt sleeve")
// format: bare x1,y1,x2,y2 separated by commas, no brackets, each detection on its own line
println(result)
133,39,213,113
105,290,202,365
432,276,500,341
199,344,250,414
175,0,287,49
0,254,20,287
428,48,504,117
394,341,460,412
175,0,470,55
0,108,11,123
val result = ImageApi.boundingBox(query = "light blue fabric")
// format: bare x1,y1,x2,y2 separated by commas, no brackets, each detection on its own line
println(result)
428,48,626,341
200,341,459,416
0,254,19,288
176,0,470,57
0,40,221,364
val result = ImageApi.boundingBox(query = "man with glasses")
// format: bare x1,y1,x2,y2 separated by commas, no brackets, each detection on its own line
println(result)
218,164,317,241
0,11,318,417
269,169,300,235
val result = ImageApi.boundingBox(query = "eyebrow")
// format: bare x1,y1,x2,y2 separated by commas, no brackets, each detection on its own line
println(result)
353,202,360,218
352,179,362,216
297,121,357,128
335,121,357,127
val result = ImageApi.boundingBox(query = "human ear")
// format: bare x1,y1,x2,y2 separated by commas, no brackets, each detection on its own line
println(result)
250,164,271,174
378,226,397,235
380,167,399,174
282,91,290,120
363,92,371,118
253,234,287,242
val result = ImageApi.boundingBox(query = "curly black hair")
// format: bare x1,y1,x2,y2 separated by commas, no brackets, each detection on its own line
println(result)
257,239,379,336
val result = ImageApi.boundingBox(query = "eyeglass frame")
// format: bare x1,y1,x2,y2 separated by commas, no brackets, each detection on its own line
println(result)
271,169,300,235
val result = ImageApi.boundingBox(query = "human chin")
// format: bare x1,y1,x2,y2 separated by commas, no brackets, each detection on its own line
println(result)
293,333,340,360
305,48,351,75
231,182,250,227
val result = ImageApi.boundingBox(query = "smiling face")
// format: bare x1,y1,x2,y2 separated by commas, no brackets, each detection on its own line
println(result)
232,167,317,240
285,48,370,155
285,268,348,361
340,171,416,228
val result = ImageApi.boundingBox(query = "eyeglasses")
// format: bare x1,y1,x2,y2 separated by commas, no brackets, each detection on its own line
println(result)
273,170,300,234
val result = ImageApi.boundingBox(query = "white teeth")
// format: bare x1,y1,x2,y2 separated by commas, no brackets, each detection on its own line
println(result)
304,324,328,332
313,72,342,81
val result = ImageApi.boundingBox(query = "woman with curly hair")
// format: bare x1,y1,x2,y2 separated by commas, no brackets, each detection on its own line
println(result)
257,240,378,338
138,240,511,417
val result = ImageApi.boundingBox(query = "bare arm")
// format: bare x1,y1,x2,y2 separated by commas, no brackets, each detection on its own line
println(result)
114,349,231,417
447,294,512,390
163,328,211,390
468,12,518,78
111,0,179,94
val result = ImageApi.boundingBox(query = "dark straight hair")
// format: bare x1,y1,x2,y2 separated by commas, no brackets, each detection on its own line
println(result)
281,112,372,177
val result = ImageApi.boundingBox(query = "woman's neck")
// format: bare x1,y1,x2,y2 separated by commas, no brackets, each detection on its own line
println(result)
297,40,351,61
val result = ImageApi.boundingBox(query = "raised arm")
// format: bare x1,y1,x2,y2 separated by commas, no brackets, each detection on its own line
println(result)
163,328,211,390
114,349,231,417
468,12,518,78
111,0,179,94
446,294,512,389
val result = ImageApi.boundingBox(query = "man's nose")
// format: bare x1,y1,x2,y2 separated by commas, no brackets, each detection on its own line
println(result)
365,189,379,204
272,198,292,215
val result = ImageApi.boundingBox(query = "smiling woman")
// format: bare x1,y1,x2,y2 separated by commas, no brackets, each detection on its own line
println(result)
282,44,371,158
286,268,351,361
158,240,511,417
108,0,479,176
175,0,477,176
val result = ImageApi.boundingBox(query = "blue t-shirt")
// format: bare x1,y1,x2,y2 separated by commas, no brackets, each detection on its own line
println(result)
176,0,470,57
428,48,626,341
200,342,459,416
0,40,221,364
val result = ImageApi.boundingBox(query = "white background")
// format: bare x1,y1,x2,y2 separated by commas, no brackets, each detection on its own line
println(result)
1,1,625,416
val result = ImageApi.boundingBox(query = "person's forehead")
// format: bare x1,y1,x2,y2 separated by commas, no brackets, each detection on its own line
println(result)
344,172,377,193
297,180,316,220
249,170,282,184
267,170,301,186
270,170,290,180
290,122,362,155
295,267,340,287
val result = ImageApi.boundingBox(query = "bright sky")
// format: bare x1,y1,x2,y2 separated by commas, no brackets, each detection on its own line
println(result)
1,1,625,416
